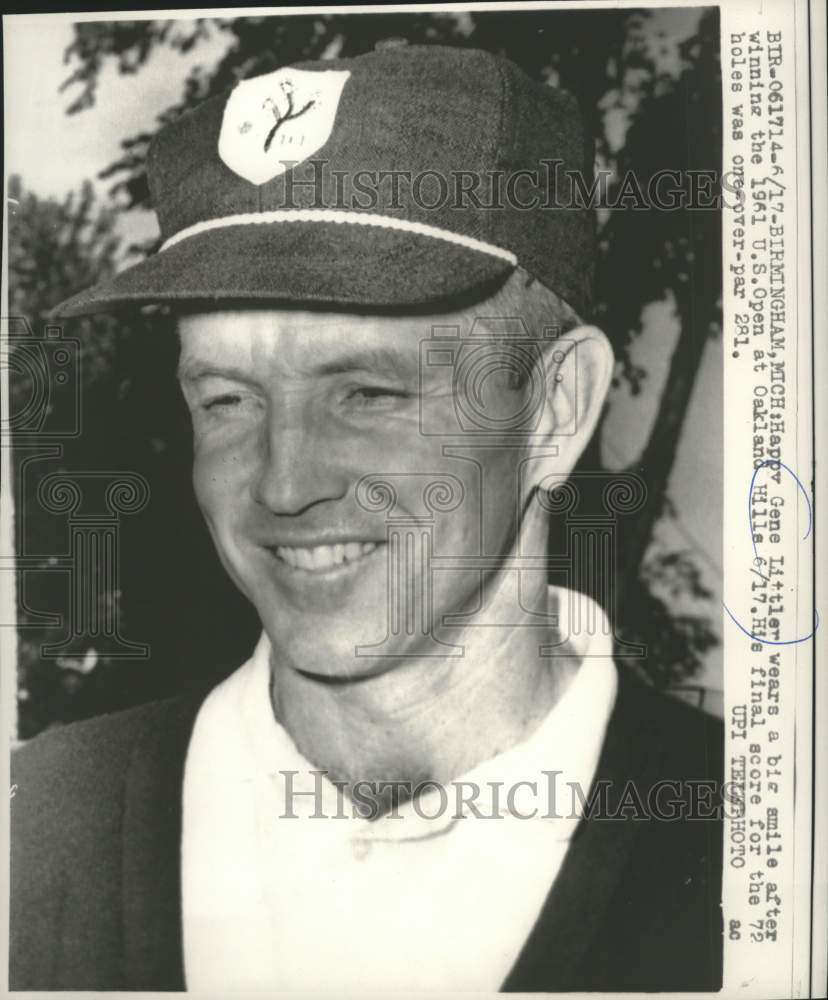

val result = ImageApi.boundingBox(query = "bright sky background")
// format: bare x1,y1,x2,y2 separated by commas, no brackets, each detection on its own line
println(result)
4,16,232,247
4,17,229,196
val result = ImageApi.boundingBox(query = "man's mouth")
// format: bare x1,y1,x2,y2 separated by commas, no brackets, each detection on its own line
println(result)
273,541,383,572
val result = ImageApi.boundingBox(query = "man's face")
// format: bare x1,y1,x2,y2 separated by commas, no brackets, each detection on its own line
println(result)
177,307,536,677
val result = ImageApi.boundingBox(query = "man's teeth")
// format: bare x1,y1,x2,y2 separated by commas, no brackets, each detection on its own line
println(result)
275,542,379,570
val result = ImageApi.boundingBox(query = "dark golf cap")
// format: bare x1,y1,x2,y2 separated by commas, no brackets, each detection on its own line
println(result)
52,44,594,319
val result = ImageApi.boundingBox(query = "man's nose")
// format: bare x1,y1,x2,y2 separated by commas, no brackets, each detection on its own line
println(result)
253,416,350,516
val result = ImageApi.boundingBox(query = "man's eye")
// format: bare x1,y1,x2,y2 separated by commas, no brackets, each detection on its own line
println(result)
347,386,409,404
202,393,243,411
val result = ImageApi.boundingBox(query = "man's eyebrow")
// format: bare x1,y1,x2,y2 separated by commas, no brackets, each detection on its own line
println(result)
176,360,259,385
176,346,419,383
310,346,418,378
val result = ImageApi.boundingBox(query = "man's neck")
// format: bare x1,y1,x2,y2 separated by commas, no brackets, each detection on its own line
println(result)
268,505,579,806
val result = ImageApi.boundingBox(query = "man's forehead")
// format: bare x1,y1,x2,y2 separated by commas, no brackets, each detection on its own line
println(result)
176,304,476,347
176,306,445,375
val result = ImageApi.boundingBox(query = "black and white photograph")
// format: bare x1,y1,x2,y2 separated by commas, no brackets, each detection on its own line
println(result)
2,2,823,995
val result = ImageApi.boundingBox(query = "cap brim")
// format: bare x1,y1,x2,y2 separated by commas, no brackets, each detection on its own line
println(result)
51,222,515,318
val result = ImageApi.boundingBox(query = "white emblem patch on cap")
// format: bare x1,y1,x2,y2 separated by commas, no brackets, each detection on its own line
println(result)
218,68,351,186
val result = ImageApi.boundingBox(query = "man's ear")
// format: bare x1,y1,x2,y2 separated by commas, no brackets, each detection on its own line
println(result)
527,325,614,482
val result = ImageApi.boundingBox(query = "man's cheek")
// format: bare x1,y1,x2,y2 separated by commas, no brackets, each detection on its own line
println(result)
191,444,248,526
190,449,262,599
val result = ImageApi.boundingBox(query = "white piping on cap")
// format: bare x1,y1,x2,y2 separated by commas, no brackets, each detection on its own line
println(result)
159,208,518,264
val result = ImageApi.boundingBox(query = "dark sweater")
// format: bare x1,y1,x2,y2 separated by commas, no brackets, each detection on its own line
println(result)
10,672,723,992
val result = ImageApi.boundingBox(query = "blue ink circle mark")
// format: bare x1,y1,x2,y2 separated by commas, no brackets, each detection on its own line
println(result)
724,459,816,645
723,603,819,646
748,459,812,563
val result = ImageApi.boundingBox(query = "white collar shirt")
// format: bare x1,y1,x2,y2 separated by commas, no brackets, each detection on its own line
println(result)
181,587,618,994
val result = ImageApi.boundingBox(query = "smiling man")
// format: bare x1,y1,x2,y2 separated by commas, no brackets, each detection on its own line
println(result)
174,285,605,805
11,44,723,993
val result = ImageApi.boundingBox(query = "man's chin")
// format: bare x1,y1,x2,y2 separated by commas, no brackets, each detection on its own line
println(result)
291,656,404,685
236,545,461,676
265,629,410,683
